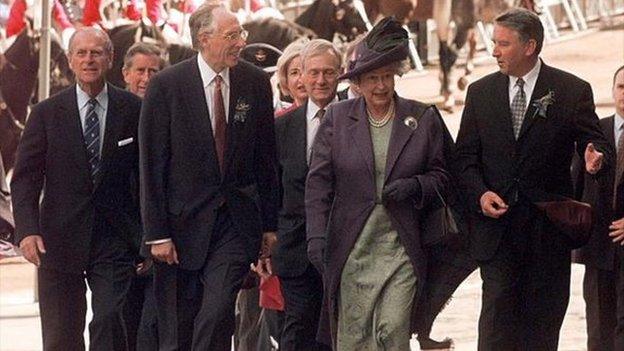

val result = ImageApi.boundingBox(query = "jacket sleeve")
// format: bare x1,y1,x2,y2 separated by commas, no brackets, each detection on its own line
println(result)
574,82,615,176
253,73,279,232
139,76,172,242
10,103,47,244
454,85,489,213
413,106,451,209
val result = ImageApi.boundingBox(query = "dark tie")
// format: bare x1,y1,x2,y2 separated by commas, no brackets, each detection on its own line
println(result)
511,78,526,139
316,108,325,121
84,98,100,178
213,75,227,175
614,127,624,208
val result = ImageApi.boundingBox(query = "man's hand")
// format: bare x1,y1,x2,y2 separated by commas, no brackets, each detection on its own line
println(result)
261,231,277,259
19,235,46,267
151,241,179,265
479,191,509,219
609,218,624,245
585,143,604,175
136,258,153,275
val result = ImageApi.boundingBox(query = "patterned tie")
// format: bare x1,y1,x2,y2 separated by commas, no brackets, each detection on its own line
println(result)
84,98,100,178
614,127,624,208
511,78,526,139
213,75,227,175
316,108,325,121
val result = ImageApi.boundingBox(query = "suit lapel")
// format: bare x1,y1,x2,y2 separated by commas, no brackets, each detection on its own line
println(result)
223,64,244,177
384,96,415,182
292,103,308,170
57,87,92,186
182,58,220,177
492,72,516,144
604,116,616,149
518,64,551,141
347,98,374,178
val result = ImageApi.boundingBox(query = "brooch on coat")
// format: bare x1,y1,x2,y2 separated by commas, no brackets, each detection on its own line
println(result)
531,90,555,119
233,98,251,123
404,116,418,130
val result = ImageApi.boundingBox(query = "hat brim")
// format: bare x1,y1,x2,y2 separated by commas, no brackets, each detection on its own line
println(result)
339,42,409,80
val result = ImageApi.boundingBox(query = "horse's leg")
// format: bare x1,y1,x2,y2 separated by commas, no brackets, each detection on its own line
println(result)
434,0,455,111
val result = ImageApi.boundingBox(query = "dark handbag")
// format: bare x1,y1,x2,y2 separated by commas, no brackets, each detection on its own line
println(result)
421,187,459,247
534,199,593,249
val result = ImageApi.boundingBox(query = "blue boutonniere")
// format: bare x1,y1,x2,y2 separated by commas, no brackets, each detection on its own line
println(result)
233,98,251,123
532,90,555,119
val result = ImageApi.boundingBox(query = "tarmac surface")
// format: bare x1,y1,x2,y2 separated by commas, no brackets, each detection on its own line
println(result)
1,18,623,351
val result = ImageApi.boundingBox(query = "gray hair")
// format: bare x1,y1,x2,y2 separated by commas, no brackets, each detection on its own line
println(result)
189,2,223,50
276,39,308,97
495,8,544,55
349,59,411,84
122,42,166,70
68,27,113,54
300,39,342,71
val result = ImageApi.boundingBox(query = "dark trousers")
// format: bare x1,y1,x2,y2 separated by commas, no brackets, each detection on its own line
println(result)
279,265,330,351
124,270,158,351
38,234,135,351
477,205,571,351
154,209,250,351
583,249,624,351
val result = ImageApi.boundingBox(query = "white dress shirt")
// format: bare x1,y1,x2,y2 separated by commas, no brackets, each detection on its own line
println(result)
508,59,541,111
306,97,338,162
197,54,230,134
76,84,108,150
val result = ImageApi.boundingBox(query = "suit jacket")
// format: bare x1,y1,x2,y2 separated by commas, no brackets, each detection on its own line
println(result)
305,95,450,343
139,56,279,270
573,116,618,270
273,103,314,277
455,62,614,261
0,155,13,239
11,84,142,272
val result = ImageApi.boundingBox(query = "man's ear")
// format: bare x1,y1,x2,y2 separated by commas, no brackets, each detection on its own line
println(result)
525,39,537,57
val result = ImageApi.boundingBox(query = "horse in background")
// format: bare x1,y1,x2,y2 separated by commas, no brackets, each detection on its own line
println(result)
0,27,73,171
295,0,367,43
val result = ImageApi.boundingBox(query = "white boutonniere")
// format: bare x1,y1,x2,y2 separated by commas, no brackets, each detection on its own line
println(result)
531,90,555,119
233,98,251,123
404,116,418,130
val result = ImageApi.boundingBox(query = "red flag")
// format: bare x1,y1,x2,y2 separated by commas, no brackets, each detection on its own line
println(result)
82,0,102,26
6,0,27,37
126,0,142,20
53,0,73,30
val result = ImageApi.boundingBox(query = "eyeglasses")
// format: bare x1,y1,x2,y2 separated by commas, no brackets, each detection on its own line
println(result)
206,29,249,42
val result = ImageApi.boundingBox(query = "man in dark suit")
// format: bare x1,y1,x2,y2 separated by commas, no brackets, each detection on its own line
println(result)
11,27,142,351
272,39,341,351
139,3,279,350
0,154,13,240
454,9,613,351
574,65,624,351
121,41,164,351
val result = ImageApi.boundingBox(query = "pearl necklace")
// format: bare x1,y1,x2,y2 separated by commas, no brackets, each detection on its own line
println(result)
367,101,395,128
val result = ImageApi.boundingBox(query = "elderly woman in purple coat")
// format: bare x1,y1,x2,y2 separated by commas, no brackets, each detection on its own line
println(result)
305,17,451,350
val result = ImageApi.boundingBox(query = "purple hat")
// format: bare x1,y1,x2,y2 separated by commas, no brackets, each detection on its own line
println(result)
339,17,409,80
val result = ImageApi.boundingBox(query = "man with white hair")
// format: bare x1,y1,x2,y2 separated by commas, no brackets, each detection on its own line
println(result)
139,3,279,350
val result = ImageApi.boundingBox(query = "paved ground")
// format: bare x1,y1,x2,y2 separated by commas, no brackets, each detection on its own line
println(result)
1,19,622,351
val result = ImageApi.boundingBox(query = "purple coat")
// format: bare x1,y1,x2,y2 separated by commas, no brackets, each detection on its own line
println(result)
305,95,450,344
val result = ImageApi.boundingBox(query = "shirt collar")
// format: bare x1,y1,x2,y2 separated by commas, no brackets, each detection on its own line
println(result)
76,83,108,109
615,113,624,131
197,54,230,89
306,96,338,122
510,58,541,89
